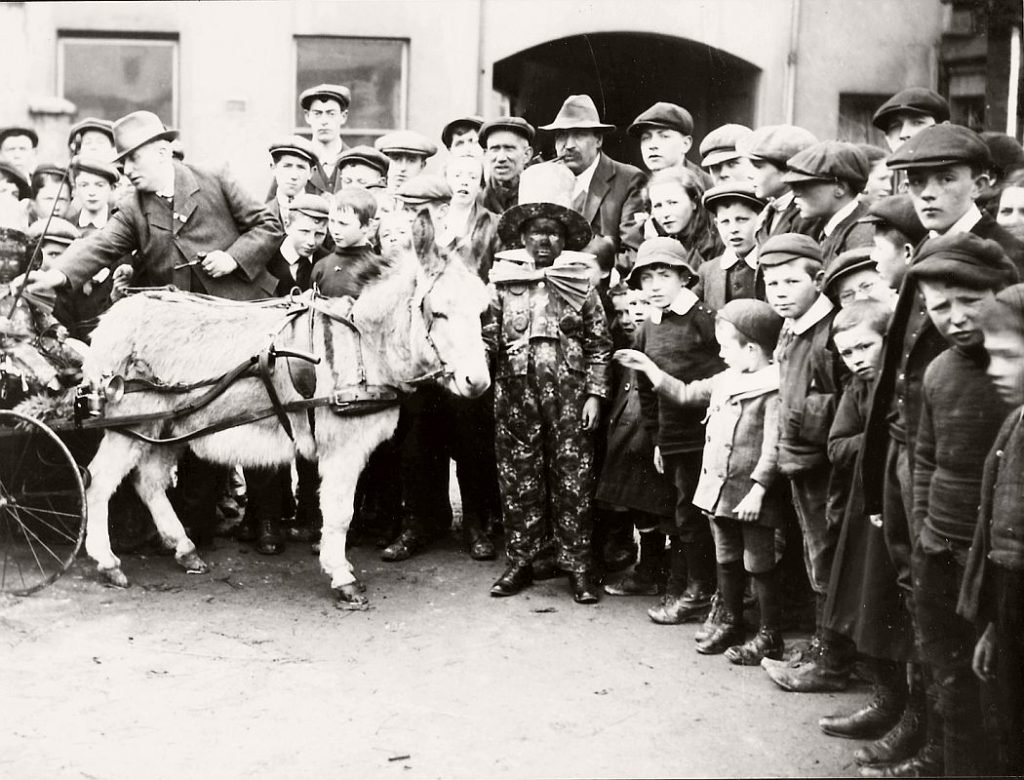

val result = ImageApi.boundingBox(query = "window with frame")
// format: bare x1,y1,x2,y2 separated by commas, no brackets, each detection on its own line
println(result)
58,33,178,124
837,93,891,147
295,36,408,146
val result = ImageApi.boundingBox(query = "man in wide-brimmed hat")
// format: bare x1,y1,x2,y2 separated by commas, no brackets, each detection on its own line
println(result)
540,94,645,252
485,162,612,605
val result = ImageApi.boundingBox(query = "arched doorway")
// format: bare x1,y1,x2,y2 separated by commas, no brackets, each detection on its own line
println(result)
493,32,760,169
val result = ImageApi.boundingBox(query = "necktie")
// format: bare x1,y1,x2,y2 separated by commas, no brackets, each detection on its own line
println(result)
296,257,311,291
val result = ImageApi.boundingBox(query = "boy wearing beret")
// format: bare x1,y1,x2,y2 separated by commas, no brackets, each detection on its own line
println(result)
695,183,765,311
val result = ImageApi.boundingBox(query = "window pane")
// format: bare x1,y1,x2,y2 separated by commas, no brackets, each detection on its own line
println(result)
296,37,405,131
61,39,176,123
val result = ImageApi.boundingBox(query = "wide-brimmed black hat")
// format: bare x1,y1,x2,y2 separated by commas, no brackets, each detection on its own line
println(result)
496,162,592,251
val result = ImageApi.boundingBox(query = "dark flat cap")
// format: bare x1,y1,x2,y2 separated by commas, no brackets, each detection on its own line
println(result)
627,102,694,138
0,158,31,199
375,130,437,159
27,217,80,246
0,126,38,148
701,182,766,213
980,131,1024,176
290,193,330,221
700,124,753,167
758,232,823,266
70,155,120,185
268,135,318,166
736,125,818,167
717,298,784,351
887,124,991,170
299,84,351,110
479,117,536,147
33,163,67,181
67,117,114,149
441,115,484,149
872,88,950,131
396,174,452,205
626,237,698,288
337,145,390,177
783,141,870,190
858,194,927,244
908,232,1017,290
822,247,876,295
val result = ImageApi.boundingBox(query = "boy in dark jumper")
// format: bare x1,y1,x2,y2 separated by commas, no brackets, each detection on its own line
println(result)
311,188,385,299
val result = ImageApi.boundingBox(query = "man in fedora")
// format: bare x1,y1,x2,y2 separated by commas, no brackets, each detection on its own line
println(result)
478,116,535,215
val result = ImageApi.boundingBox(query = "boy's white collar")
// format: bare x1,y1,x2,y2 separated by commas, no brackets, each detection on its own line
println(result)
648,287,699,324
787,294,834,335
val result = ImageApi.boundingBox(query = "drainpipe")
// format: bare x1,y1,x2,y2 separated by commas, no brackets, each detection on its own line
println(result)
784,0,802,125
1009,6,1022,138
475,0,487,115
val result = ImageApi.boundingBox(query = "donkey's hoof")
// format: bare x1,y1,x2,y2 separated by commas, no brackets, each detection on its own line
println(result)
176,551,209,575
101,567,129,588
334,583,370,610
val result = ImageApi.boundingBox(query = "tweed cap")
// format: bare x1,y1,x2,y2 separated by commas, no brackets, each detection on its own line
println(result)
699,124,754,167
0,158,31,200
822,247,876,295
67,117,114,149
887,124,992,171
299,84,351,111
289,193,330,221
337,145,390,177
0,126,38,148
871,88,950,131
441,115,484,148
736,125,818,167
268,135,318,166
858,194,928,244
783,141,870,189
27,217,80,246
627,102,694,138
478,117,536,147
758,232,823,267
626,237,698,288
496,162,592,251
70,155,120,185
716,298,784,351
375,130,437,159
701,182,765,213
908,233,1017,290
396,174,452,205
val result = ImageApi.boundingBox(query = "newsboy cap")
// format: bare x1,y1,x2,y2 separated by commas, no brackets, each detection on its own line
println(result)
871,87,950,131
32,163,68,183
27,217,80,246
70,155,120,186
375,130,437,159
699,124,753,168
716,298,784,352
858,194,927,244
783,141,870,190
701,182,766,213
478,116,536,147
821,247,876,295
289,193,330,221
736,125,818,168
0,126,38,149
268,135,318,167
626,237,698,288
0,158,31,200
299,84,351,111
441,115,484,149
758,233,823,267
887,124,992,171
396,174,452,205
67,117,114,150
627,102,694,138
337,145,390,177
908,233,1018,290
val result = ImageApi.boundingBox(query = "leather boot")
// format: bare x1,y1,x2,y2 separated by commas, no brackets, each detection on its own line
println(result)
647,579,714,624
695,609,745,655
381,527,427,562
462,515,496,561
569,570,600,604
694,592,724,643
855,665,926,767
820,660,905,739
255,512,284,555
490,561,532,597
857,741,942,778
724,627,784,665
604,531,666,596
761,637,852,692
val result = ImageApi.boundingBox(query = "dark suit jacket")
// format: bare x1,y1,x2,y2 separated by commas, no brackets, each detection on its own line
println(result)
580,153,645,251
754,199,824,248
57,161,281,301
819,200,873,270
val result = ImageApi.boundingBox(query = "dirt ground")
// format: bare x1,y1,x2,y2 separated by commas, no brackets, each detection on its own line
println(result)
0,519,876,780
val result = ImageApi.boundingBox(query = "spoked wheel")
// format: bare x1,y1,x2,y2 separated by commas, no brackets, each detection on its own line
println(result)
0,410,87,595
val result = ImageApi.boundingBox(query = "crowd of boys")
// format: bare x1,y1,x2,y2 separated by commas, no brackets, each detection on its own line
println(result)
3,81,1024,776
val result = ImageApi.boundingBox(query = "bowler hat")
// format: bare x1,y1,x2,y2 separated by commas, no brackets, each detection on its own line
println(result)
700,124,753,167
0,159,32,200
441,115,484,149
783,141,870,190
375,130,437,159
299,84,351,111
702,182,766,213
872,88,950,131
338,145,390,177
858,194,927,244
908,233,1017,290
758,233,823,267
626,237,699,288
111,111,179,162
717,298,783,351
289,193,330,221
887,124,991,171
822,247,876,295
478,117,536,147
67,117,114,150
627,102,694,138
496,162,593,251
736,125,818,168
396,174,453,205
70,155,120,186
268,135,318,167
539,95,615,133
27,217,80,246
0,126,38,149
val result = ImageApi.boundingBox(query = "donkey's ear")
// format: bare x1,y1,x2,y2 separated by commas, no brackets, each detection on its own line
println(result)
412,210,446,274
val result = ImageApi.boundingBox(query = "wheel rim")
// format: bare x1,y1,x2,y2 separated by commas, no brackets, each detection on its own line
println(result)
0,410,87,595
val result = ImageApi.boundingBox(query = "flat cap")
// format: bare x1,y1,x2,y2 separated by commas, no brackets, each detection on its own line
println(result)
627,102,694,138
717,298,784,351
887,124,991,170
979,131,1024,175
268,135,318,166
701,182,766,213
289,193,330,221
299,84,351,111
337,145,390,177
872,87,950,131
736,125,818,167
908,232,1017,290
699,124,753,167
626,237,698,288
441,115,484,149
395,174,452,205
375,130,437,159
33,163,67,182
0,158,31,200
858,194,927,244
67,117,114,148
783,140,870,189
27,217,80,246
0,126,38,148
822,247,876,295
478,117,536,147
758,232,823,267
70,155,120,185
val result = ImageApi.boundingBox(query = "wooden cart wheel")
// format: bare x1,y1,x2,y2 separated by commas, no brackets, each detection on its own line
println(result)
0,410,87,595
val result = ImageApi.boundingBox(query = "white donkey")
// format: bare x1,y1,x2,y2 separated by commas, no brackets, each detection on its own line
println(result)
80,217,490,607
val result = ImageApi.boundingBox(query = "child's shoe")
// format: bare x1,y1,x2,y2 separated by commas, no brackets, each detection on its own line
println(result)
724,627,784,665
604,568,662,596
695,611,744,654
694,592,724,642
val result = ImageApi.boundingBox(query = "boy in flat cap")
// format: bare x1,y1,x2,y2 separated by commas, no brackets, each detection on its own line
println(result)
696,182,766,311
375,130,436,196
821,247,893,310
30,164,72,223
67,157,120,236
67,118,116,161
861,194,927,294
478,117,535,215
784,140,874,269
0,126,38,179
441,115,484,159
699,124,756,186
337,145,389,191
872,87,950,154
266,136,317,228
298,83,352,195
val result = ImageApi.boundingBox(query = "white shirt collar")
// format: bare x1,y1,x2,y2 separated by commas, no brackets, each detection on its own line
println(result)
154,169,175,200
822,198,860,238
787,293,834,335
648,287,698,324
929,203,982,238
719,245,757,271
77,207,108,229
770,191,794,211
572,155,601,200
280,238,301,266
